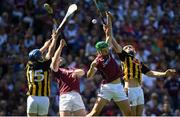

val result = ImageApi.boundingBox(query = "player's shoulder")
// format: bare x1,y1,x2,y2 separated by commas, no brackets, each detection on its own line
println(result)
59,68,68,72
58,68,74,75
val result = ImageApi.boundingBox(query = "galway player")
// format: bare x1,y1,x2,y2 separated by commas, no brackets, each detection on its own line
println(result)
26,30,58,116
50,39,86,116
86,41,132,116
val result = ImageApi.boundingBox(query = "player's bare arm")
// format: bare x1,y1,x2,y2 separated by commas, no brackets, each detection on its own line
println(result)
50,39,66,72
39,39,52,53
87,60,97,78
72,69,85,78
45,30,59,60
104,12,123,53
145,69,176,78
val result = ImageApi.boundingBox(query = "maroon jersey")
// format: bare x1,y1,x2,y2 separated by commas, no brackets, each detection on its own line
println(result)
53,68,80,95
95,54,123,83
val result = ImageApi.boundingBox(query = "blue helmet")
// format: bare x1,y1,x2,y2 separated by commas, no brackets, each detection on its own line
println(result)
28,49,43,62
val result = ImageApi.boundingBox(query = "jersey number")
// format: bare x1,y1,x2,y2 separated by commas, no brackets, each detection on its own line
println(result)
29,70,44,82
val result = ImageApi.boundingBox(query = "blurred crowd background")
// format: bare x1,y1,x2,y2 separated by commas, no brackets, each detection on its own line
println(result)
0,0,179,116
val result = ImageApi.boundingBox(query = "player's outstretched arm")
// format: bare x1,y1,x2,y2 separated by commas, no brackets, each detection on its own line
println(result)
145,69,176,78
39,39,52,53
87,60,97,78
45,30,59,60
103,12,123,53
50,39,66,72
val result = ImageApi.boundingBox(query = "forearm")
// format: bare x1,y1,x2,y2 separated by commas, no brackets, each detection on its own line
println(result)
53,46,63,63
146,71,166,78
111,36,123,53
51,46,63,71
39,39,52,53
104,12,122,53
45,38,57,59
87,67,96,78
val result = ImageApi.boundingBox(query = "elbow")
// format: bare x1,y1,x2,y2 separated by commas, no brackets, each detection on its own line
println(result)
114,48,121,53
76,69,85,78
87,72,90,78
87,72,93,79
50,62,58,72
146,71,154,77
87,74,90,78
80,70,85,76
45,54,51,60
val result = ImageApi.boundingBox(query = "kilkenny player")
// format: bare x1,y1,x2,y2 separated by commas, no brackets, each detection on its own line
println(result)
26,30,58,116
104,12,176,116
50,39,86,116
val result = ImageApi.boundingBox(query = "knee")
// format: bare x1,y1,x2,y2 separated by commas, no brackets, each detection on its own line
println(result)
124,108,132,116
80,109,87,116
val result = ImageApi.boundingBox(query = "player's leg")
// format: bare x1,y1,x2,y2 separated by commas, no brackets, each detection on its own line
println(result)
127,87,138,116
113,83,132,116
73,109,87,116
131,106,137,115
59,93,73,116
60,111,72,116
136,104,144,116
27,113,37,116
27,96,38,116
136,87,144,116
86,83,111,116
87,97,109,116
38,96,50,116
115,99,132,116
87,83,113,116
71,91,86,116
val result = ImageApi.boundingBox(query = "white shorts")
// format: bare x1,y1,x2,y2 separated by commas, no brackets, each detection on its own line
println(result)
128,87,144,106
59,91,85,112
98,83,128,102
27,96,49,115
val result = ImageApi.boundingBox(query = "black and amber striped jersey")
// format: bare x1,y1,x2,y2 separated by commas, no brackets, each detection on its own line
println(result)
26,60,51,96
118,50,150,83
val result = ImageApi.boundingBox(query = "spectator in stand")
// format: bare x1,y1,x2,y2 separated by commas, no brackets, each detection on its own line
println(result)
164,74,180,110
161,103,173,116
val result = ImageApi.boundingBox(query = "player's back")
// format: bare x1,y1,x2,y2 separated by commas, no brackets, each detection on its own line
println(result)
26,60,51,96
53,68,80,95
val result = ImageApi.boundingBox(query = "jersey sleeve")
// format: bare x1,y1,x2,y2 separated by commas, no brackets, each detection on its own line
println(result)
118,50,129,61
141,62,150,74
